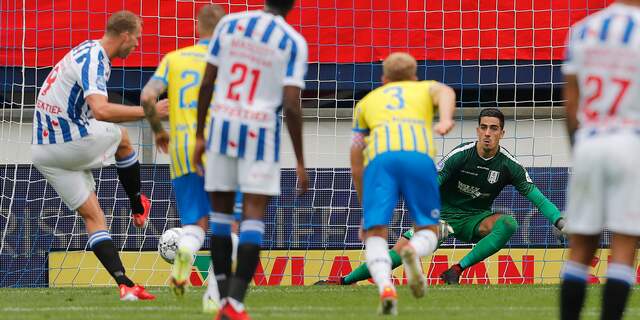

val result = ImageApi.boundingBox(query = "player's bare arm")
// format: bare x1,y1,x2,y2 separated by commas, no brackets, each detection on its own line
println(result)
563,74,580,147
430,82,456,135
193,63,217,175
350,133,365,203
86,94,168,123
140,78,168,133
140,78,170,152
283,86,308,194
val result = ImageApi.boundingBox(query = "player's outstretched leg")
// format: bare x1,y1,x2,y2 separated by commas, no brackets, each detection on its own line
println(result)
170,224,206,296
314,249,404,286
224,218,265,319
203,233,238,314
210,211,235,299
316,231,413,286
365,231,397,316
79,194,154,301
602,263,635,320
600,233,638,320
203,263,221,313
115,128,149,228
559,234,599,320
401,228,437,298
441,215,517,284
315,223,452,286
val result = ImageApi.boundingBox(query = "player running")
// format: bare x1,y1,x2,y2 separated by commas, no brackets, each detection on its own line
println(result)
318,108,565,286
192,0,308,318
561,2,640,319
140,4,228,313
31,11,166,300
351,52,456,315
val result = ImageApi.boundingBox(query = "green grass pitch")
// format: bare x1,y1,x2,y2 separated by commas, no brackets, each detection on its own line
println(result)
1,285,639,319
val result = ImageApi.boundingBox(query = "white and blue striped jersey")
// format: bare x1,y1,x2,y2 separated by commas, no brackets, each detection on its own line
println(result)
563,3,640,129
205,10,308,163
32,40,110,144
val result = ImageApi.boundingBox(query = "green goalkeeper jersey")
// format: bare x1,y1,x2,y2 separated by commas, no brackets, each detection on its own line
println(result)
437,141,534,217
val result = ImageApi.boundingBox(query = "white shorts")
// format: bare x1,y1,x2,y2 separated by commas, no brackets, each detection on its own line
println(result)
566,131,640,236
31,120,122,210
204,152,280,196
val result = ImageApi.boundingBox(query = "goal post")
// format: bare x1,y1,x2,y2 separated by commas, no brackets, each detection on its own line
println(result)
0,0,613,288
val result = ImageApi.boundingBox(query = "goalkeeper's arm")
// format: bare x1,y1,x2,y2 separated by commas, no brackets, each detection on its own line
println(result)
525,186,564,229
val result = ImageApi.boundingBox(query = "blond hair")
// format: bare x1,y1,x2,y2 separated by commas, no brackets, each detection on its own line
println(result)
382,52,417,82
106,10,141,36
197,5,225,38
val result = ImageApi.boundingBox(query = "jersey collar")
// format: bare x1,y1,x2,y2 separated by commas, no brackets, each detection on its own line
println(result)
475,142,498,161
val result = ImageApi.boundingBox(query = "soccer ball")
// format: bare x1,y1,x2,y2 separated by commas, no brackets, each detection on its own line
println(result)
158,227,182,264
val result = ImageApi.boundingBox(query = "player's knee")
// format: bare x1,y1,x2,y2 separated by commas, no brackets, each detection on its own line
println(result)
116,129,134,157
496,215,518,236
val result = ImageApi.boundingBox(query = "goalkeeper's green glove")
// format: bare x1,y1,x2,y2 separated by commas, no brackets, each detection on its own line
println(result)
553,217,567,243
438,219,454,241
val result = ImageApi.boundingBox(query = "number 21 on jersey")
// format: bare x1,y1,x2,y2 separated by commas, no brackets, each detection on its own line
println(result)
227,62,261,104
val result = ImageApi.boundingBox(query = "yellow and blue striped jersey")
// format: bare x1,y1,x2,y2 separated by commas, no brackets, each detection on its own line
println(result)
151,40,210,179
352,80,437,166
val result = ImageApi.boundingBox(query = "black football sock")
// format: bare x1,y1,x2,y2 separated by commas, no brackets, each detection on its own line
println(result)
228,244,261,303
601,263,634,320
90,232,134,287
116,150,143,214
560,261,588,320
210,234,233,298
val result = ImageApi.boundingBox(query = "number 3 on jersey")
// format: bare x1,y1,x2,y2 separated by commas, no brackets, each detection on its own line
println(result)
384,86,405,110
227,63,261,104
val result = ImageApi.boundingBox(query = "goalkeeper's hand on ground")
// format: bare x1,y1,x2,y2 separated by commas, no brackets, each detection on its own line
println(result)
438,219,454,241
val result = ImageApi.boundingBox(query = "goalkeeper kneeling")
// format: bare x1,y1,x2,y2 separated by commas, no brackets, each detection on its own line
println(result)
317,108,565,285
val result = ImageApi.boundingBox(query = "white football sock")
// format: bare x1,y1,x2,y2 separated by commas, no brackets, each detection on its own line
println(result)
231,232,239,262
178,225,205,255
205,262,221,302
409,229,438,257
365,236,393,293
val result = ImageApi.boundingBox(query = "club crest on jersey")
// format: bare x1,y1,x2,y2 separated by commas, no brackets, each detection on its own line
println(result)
487,170,500,184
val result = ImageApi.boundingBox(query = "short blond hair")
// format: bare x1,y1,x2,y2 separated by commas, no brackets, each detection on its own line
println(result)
197,5,225,38
383,52,417,82
106,10,141,36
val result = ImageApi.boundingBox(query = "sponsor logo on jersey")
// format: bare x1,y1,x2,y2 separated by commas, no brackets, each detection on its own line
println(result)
488,170,500,184
461,170,478,176
457,181,482,198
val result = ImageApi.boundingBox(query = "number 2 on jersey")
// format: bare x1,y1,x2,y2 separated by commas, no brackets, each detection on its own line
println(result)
583,75,631,120
227,63,261,104
179,70,201,109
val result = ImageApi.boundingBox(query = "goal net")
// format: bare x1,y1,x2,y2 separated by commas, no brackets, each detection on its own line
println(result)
0,0,614,288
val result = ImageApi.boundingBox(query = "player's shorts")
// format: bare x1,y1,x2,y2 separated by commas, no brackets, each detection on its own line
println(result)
566,130,640,236
31,120,122,210
402,211,494,243
362,151,440,230
204,152,280,196
441,211,495,243
172,173,211,225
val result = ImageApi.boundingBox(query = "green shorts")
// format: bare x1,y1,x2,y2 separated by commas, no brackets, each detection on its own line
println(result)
401,211,495,243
